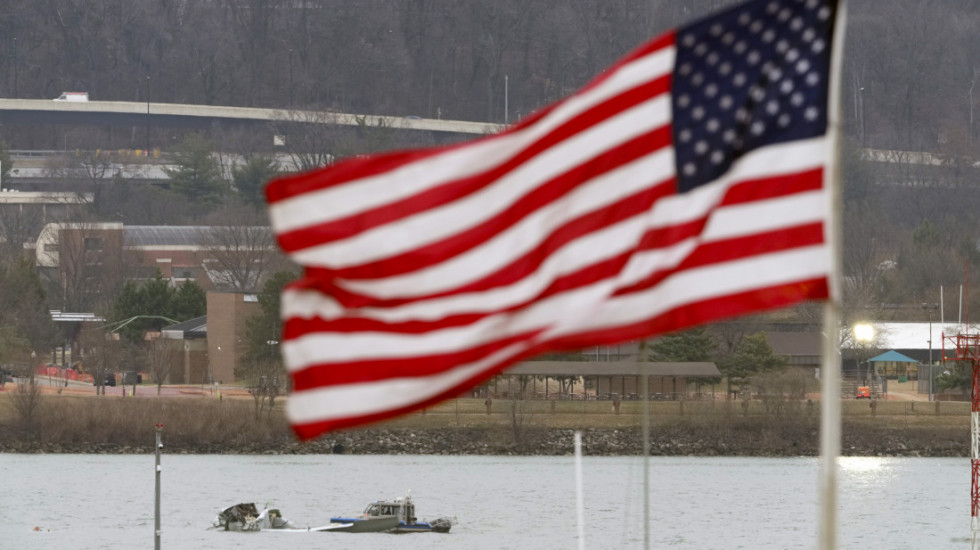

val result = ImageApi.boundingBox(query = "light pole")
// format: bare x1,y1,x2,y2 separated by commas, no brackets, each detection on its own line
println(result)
923,302,938,400
12,37,18,98
504,74,509,125
288,49,294,106
859,86,865,147
853,322,875,388
145,76,151,154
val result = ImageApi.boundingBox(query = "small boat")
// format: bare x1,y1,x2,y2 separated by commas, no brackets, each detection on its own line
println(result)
347,494,458,533
212,502,398,533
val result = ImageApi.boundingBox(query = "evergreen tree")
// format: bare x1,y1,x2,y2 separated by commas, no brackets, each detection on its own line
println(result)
239,270,297,412
109,274,177,345
0,141,11,191
648,327,720,394
936,361,972,392
0,257,57,362
171,280,207,321
242,270,297,369
715,333,786,394
164,133,226,205
648,327,716,362
232,155,280,210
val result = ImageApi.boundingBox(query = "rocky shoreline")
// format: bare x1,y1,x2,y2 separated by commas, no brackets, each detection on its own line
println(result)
0,424,968,457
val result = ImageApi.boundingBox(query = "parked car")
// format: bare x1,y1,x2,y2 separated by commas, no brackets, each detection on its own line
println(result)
93,373,116,387
856,386,870,399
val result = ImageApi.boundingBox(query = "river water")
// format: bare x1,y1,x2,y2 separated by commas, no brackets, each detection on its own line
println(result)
0,453,970,549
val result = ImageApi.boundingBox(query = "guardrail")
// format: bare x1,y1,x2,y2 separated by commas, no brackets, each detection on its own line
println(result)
10,150,68,158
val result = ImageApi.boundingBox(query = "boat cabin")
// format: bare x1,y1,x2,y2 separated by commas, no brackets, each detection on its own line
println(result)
363,496,416,524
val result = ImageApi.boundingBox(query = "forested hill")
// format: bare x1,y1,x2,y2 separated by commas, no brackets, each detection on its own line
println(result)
0,0,976,153
2,0,980,314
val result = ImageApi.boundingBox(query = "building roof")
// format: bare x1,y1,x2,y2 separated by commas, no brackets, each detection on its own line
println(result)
125,226,212,248
868,350,919,363
160,316,207,339
766,332,822,356
124,225,273,249
0,190,93,204
49,310,104,322
507,361,720,377
869,322,968,351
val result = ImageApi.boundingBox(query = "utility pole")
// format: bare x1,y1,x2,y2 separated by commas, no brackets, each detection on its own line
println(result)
154,423,163,550
504,75,509,125
12,37,17,98
146,76,151,154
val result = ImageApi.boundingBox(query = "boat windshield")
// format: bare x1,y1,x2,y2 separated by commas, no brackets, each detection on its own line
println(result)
364,502,407,518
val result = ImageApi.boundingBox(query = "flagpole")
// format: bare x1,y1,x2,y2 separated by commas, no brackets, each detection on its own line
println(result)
819,2,848,550
639,339,650,549
574,431,585,550
818,302,841,550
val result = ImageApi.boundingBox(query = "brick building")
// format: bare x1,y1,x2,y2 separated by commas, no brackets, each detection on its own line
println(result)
155,293,262,385
34,222,277,298
205,292,261,384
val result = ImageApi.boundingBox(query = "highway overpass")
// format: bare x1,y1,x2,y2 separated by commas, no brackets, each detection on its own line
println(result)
0,98,503,136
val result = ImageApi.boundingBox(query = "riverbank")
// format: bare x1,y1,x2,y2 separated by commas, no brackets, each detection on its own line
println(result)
0,391,969,456
0,423,966,457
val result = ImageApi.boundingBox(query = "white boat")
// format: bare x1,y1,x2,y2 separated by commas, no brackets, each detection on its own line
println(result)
348,494,458,533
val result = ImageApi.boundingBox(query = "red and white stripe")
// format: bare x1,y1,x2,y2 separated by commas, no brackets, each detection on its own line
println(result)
266,32,831,439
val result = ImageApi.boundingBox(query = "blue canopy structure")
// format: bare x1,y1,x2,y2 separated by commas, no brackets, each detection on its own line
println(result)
867,350,919,381
868,350,919,363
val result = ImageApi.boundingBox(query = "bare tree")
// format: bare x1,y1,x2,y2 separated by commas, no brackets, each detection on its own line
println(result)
0,200,50,264
78,325,125,396
239,356,283,419
9,365,43,439
146,337,180,395
271,109,341,171
199,208,280,292
41,220,136,315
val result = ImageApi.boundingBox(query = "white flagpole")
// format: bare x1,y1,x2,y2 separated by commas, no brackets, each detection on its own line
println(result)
574,431,585,550
641,346,650,550
819,2,848,550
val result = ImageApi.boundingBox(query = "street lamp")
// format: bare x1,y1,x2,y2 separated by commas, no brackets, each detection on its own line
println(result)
923,302,939,400
853,322,875,383
12,37,18,98
859,86,865,147
145,76,151,153
853,322,874,343
288,49,294,106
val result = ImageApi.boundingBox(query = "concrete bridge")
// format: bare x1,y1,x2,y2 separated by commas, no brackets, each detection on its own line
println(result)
0,98,503,135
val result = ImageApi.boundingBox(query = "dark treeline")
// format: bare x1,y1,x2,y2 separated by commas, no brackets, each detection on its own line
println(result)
0,0,977,153
1,0,980,313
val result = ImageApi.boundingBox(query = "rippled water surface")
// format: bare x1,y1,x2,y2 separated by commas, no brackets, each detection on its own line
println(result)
0,453,969,549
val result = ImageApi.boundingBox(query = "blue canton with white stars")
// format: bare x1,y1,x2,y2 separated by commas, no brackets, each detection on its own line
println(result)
672,0,837,192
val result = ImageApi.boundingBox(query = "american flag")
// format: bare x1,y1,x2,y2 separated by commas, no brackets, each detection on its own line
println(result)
267,0,840,440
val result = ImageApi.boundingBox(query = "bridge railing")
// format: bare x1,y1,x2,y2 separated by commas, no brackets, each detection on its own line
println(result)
10,150,68,158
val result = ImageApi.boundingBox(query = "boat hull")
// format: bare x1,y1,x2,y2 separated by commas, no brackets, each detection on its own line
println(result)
327,516,401,533
389,520,452,534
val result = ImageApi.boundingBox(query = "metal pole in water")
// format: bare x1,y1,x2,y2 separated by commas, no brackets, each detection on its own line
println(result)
574,431,584,550
155,423,163,550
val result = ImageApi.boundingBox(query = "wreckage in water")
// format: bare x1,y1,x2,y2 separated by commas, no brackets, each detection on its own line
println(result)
212,502,398,533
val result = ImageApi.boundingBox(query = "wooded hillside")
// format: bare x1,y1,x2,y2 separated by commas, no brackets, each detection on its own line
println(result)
1,0,980,316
